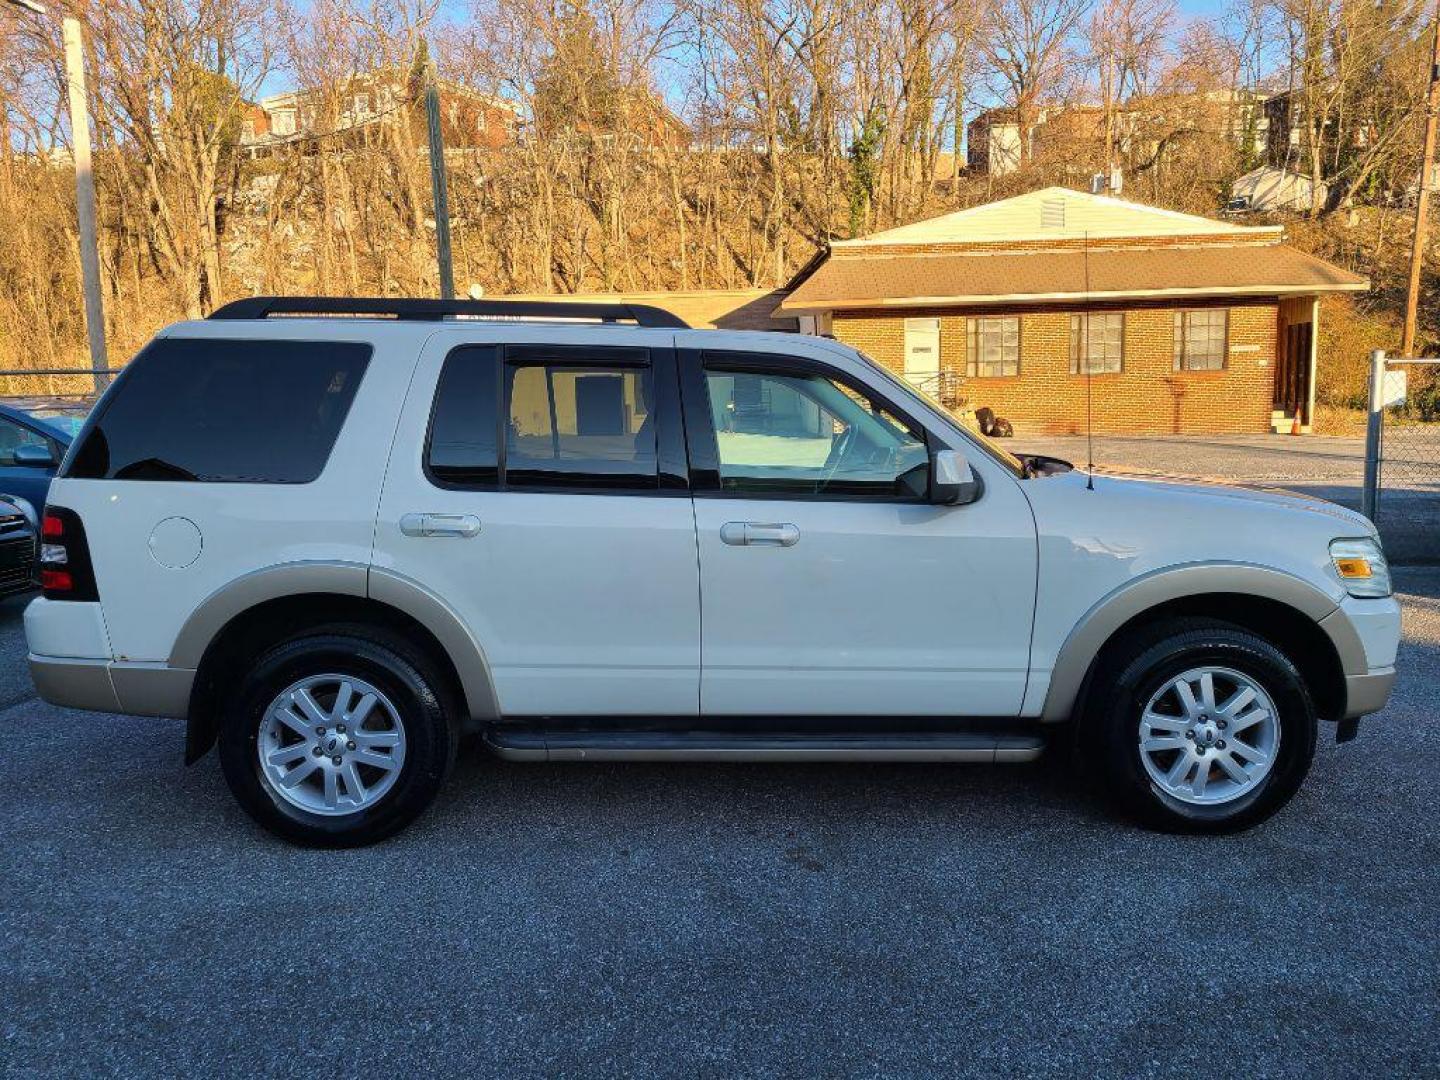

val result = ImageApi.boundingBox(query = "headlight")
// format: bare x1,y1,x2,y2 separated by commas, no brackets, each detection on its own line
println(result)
1329,537,1392,598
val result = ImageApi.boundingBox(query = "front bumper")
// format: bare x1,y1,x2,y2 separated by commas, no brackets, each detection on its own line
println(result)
29,654,194,718
1342,667,1396,720
1323,595,1401,722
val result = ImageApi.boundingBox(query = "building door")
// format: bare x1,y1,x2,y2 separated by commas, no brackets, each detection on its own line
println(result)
1279,321,1313,422
903,318,941,388
1275,298,1316,426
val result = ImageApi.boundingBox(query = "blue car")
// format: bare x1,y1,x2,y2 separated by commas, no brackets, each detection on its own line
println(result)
0,399,90,512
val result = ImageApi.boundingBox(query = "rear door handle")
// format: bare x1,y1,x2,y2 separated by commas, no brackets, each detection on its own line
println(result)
720,521,800,547
400,513,481,538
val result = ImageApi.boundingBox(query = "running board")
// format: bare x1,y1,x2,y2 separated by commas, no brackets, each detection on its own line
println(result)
483,728,1046,763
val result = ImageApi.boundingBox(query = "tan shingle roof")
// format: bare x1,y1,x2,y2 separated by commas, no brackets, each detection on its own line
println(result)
778,244,1368,312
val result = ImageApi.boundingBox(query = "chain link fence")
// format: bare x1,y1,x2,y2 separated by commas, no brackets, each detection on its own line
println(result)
1364,351,1440,564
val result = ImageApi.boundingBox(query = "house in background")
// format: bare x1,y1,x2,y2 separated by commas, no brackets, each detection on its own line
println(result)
965,108,1036,177
776,187,1368,435
966,91,1270,179
240,72,519,156
1228,166,1327,212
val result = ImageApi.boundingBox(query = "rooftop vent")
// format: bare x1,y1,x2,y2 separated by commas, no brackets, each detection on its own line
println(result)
1040,197,1066,229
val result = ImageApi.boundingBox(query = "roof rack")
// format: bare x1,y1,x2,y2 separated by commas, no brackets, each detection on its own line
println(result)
207,296,690,329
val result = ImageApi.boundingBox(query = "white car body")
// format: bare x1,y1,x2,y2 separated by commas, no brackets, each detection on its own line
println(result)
25,313,1399,766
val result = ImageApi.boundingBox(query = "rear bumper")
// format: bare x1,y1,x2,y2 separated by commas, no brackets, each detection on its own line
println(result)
1342,667,1396,720
29,654,194,718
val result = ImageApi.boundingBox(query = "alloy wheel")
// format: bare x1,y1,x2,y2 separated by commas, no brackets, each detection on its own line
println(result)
256,674,407,816
1137,665,1280,806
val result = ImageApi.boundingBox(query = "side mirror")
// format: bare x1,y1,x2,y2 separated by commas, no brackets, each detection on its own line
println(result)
13,443,56,468
930,448,980,505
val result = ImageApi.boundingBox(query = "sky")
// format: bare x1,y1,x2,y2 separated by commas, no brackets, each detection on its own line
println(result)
259,0,1242,108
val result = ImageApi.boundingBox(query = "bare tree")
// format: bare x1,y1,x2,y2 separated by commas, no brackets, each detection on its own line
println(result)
977,0,1092,164
87,0,281,316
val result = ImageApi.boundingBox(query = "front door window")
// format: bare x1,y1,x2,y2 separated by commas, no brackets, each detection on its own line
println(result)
703,366,929,499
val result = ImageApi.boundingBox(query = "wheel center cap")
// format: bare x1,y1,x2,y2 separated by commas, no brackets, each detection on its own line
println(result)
323,733,345,756
1195,723,1219,747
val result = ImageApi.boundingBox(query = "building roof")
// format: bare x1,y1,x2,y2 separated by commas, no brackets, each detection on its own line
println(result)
777,187,1368,313
835,187,1281,247
777,244,1369,313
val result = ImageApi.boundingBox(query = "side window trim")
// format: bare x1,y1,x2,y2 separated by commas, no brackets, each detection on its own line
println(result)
678,347,933,502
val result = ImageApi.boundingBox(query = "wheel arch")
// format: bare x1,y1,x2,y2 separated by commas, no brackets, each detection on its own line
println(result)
1043,564,1361,727
176,562,498,764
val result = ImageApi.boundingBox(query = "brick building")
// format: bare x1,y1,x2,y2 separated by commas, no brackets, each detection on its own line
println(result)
775,188,1368,435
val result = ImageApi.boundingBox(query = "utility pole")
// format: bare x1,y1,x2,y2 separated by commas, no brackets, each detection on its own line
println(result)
63,16,108,388
1401,0,1440,359
4,0,109,388
421,43,454,301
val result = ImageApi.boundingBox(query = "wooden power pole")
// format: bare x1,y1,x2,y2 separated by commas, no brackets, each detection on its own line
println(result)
1402,0,1440,358
63,16,109,388
5,0,107,387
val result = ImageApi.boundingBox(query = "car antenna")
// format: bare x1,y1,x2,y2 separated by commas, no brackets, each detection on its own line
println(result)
1084,230,1095,491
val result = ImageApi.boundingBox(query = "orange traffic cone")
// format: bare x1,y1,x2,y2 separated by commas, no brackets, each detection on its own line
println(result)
1290,413,1303,436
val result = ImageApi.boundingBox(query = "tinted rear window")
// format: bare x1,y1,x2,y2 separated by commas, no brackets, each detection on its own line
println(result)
68,338,370,483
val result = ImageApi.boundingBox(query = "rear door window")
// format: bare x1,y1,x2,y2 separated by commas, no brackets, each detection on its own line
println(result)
426,344,659,492
67,338,370,483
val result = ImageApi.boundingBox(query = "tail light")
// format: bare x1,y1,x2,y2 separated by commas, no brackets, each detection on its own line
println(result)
40,506,98,601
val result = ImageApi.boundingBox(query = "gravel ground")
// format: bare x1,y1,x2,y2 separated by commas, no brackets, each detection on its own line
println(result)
1009,434,1439,564
2,574,1438,1078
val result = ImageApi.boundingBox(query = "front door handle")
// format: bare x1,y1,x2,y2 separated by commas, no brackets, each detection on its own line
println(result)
400,513,481,538
720,521,800,547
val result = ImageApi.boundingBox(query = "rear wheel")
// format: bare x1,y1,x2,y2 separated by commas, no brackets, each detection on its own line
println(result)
1086,619,1317,833
218,626,458,846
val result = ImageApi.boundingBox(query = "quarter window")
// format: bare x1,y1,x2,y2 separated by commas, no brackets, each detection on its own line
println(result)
966,317,1020,377
67,338,370,483
1174,309,1228,370
1070,312,1124,374
702,365,929,498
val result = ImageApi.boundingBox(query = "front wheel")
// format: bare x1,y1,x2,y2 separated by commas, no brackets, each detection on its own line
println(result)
218,626,458,847
1087,619,1317,833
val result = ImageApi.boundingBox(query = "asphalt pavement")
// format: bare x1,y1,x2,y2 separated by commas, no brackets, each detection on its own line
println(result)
2,575,1439,1078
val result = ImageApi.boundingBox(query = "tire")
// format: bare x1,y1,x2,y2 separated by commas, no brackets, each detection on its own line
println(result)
1085,618,1317,834
218,624,458,847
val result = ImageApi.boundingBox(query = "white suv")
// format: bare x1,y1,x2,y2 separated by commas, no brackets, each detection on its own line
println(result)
25,297,1401,845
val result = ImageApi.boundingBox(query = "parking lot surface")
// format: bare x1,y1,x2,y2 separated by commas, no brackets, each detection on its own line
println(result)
3,573,1439,1078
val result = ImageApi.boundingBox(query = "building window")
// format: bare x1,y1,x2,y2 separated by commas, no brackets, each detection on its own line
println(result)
353,93,371,116
1174,309,1228,370
1070,312,1124,374
966,316,1020,377
271,109,296,137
